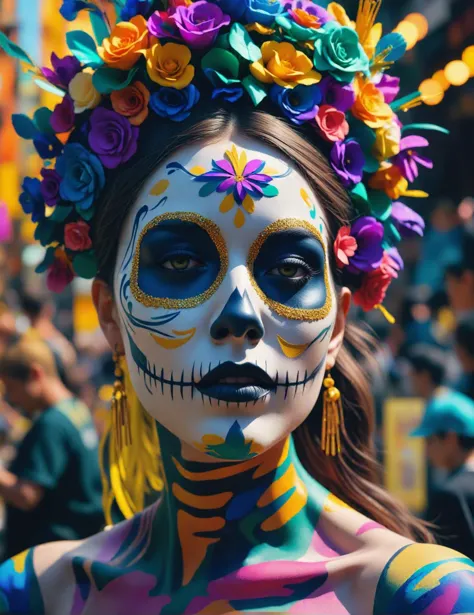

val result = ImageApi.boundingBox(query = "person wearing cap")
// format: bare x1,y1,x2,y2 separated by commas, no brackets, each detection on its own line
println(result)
411,390,474,559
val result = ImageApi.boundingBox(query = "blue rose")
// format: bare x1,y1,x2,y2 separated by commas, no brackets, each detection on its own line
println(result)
150,85,200,122
270,84,322,125
33,134,63,160
19,177,45,223
120,0,152,21
56,143,105,211
244,0,283,26
209,0,246,20
59,0,100,21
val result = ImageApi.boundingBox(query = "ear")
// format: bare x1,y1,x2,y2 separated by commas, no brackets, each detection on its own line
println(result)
326,287,351,371
92,279,124,353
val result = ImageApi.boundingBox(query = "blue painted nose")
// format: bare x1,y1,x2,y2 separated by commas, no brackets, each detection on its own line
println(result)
211,288,265,342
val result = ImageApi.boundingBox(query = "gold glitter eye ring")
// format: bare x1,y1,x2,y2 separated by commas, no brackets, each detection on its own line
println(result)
247,218,332,321
130,212,228,309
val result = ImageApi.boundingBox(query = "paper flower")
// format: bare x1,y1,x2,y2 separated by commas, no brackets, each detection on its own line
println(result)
376,74,400,104
316,105,349,142
202,48,243,102
277,1,331,41
270,83,321,125
319,76,355,112
334,226,357,267
353,265,392,312
352,76,393,129
330,139,365,189
68,71,101,113
98,15,149,70
50,96,75,133
46,250,74,293
19,177,45,223
33,134,63,160
145,42,195,89
250,41,321,88
120,0,152,21
64,221,93,252
40,169,61,207
313,22,369,84
381,249,402,278
392,136,433,183
244,0,284,26
110,81,150,126
147,10,180,38
347,216,384,274
42,53,81,89
59,0,100,21
210,0,245,20
373,120,401,161
149,84,200,122
56,143,105,211
172,1,231,49
88,107,139,170
390,201,425,238
369,164,428,200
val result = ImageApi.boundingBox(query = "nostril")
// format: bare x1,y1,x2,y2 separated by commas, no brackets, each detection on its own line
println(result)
247,328,261,342
215,327,229,340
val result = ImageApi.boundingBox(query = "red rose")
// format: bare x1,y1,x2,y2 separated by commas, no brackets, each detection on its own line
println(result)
353,267,392,312
110,81,150,126
64,221,92,252
334,226,357,268
315,105,349,143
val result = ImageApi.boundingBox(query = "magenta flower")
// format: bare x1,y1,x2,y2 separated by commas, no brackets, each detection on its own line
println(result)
392,135,433,183
319,76,355,112
88,107,139,169
377,74,400,104
172,1,231,49
148,10,180,39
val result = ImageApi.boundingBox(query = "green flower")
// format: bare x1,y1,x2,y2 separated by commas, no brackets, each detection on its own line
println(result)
313,21,369,84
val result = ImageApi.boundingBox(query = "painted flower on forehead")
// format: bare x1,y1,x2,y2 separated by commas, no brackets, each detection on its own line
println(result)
147,10,180,39
56,143,105,211
390,202,425,238
392,136,433,183
42,53,81,89
19,177,45,223
88,107,139,170
172,1,231,49
149,84,200,122
334,226,357,268
270,83,321,125
352,76,393,129
111,82,150,126
40,169,61,207
251,41,321,89
277,0,332,41
146,42,195,89
316,105,349,142
347,216,384,274
50,95,75,133
244,0,284,27
330,139,364,189
313,22,369,84
98,15,149,71
46,249,74,293
319,76,355,112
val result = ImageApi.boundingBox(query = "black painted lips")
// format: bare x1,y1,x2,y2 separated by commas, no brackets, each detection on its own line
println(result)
196,362,275,390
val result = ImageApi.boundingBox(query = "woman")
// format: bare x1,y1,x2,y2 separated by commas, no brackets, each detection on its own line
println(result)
0,0,473,613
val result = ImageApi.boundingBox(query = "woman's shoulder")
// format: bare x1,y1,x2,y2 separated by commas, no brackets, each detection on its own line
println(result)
372,542,474,615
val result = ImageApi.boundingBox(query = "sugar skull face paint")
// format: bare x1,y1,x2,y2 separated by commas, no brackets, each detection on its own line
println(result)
114,136,338,460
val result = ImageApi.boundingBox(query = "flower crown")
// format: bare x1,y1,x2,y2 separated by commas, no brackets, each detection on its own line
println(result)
2,0,445,315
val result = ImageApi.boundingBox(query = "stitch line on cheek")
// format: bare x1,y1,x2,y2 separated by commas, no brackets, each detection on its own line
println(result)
247,218,332,321
130,212,229,309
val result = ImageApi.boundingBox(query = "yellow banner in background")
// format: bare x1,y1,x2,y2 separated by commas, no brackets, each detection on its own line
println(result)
384,397,427,514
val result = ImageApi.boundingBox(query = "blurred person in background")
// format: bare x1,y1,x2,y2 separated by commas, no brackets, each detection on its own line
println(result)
406,344,447,401
445,224,474,320
0,338,104,560
410,390,474,560
454,316,474,401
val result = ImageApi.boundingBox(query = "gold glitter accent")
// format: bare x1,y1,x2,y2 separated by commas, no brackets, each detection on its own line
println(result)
130,212,228,309
247,218,332,322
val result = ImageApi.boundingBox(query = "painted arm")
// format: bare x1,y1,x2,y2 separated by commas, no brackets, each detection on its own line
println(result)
0,549,45,614
373,543,474,615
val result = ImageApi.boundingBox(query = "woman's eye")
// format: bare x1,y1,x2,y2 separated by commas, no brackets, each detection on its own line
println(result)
268,263,309,279
161,256,201,271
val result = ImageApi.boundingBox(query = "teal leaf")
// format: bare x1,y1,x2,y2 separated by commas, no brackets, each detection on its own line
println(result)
49,206,73,223
66,31,103,68
216,33,231,50
363,153,380,174
375,33,406,63
34,220,57,246
242,75,268,106
384,220,401,246
198,181,219,198
390,91,421,112
402,123,450,135
12,114,38,140
92,66,138,94
35,247,56,274
261,184,279,198
76,206,95,221
72,251,98,279
226,421,245,448
0,31,35,66
34,108,55,135
89,11,110,45
350,183,370,213
33,78,66,98
368,190,392,220
201,48,240,79
229,23,261,62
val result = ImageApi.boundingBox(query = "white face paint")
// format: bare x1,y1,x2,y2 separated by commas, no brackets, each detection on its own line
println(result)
115,135,337,461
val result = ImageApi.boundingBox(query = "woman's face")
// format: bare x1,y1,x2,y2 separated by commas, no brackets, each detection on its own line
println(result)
112,135,344,461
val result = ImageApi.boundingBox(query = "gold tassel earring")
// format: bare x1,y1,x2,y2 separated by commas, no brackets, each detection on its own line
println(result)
321,372,344,457
112,351,132,452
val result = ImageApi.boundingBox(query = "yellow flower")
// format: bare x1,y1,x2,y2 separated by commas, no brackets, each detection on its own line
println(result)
327,2,354,28
145,42,195,89
373,120,401,161
369,164,428,200
68,69,101,113
351,75,393,129
98,15,149,71
250,41,321,89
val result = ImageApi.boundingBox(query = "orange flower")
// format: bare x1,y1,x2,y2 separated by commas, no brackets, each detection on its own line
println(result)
250,41,321,89
351,76,393,129
111,81,150,126
98,15,149,71
369,164,428,200
145,42,195,89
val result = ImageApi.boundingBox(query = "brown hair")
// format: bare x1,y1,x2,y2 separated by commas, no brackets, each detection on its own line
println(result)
94,107,433,542
0,336,58,380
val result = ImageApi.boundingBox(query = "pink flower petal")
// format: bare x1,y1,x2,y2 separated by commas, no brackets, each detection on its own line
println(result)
243,159,264,176
214,158,235,174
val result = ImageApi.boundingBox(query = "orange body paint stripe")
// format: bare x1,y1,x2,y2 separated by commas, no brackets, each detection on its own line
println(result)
172,483,233,510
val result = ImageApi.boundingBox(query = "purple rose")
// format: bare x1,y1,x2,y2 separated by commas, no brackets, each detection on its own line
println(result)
377,74,400,104
88,107,139,170
391,201,425,238
50,96,75,133
347,216,384,274
172,1,231,49
330,139,365,189
319,76,355,112
148,10,179,39
40,169,62,207
42,53,81,89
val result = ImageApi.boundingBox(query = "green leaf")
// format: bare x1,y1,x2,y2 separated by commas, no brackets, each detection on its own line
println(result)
49,206,73,223
216,33,231,50
11,114,38,140
229,23,261,62
34,220,57,246
0,31,35,66
202,48,240,79
33,78,66,98
261,184,279,198
77,206,95,221
34,108,55,135
92,66,139,94
402,123,450,135
66,31,103,68
89,11,110,45
242,75,268,106
73,251,98,279
368,190,392,220
35,247,56,274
